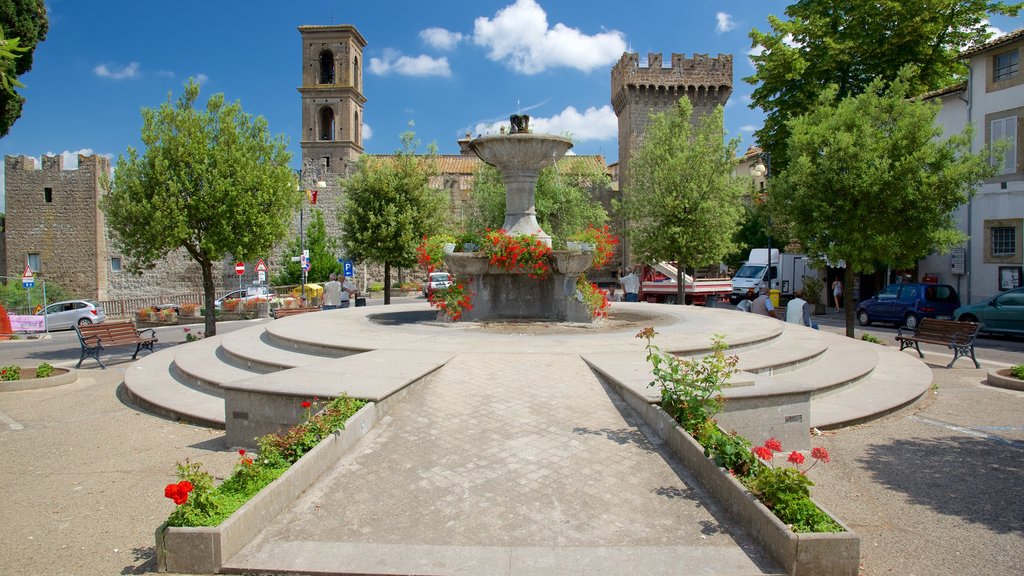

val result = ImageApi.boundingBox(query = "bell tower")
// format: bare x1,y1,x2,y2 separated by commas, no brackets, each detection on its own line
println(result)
298,25,367,174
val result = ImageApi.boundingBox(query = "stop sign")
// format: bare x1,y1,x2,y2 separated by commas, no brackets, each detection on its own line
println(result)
235,262,245,275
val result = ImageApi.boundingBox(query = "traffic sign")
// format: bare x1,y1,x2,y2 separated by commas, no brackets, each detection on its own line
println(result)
21,264,34,288
343,260,354,278
235,262,245,275
258,271,266,283
301,257,311,272
255,258,268,273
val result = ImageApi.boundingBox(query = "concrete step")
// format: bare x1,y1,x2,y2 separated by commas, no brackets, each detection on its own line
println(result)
219,324,352,372
122,343,226,428
735,324,829,375
171,334,258,395
756,338,878,397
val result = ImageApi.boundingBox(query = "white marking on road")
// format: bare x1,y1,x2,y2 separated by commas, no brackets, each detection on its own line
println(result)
910,415,1023,448
0,408,24,430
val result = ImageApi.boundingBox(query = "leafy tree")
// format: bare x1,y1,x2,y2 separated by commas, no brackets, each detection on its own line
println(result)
0,0,48,137
272,209,341,286
101,80,300,336
746,0,1021,170
771,69,997,336
0,280,72,313
617,99,746,303
465,159,609,243
339,129,448,304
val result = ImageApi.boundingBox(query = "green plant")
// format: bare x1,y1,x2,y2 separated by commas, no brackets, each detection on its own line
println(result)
35,362,54,378
416,234,458,272
256,396,366,469
0,365,21,381
637,328,738,433
744,439,841,533
183,327,203,342
568,225,619,268
165,460,220,527
575,274,609,319
801,275,824,306
428,280,473,321
695,420,755,476
368,282,384,293
860,333,883,345
483,229,552,278
456,231,483,251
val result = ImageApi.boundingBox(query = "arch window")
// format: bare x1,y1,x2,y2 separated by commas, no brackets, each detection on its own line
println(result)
354,111,360,141
353,55,359,88
319,50,335,84
319,107,335,141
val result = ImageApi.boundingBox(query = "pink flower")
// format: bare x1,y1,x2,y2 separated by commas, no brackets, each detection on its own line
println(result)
787,451,805,465
811,447,831,463
764,438,782,452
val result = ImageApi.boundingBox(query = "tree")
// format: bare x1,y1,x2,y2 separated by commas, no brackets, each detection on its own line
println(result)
617,99,746,304
746,0,1021,170
339,129,448,304
101,80,300,337
272,208,341,286
771,70,997,336
0,0,48,137
465,159,610,242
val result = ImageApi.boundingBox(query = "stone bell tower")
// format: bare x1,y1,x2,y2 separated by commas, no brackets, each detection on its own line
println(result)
298,25,367,175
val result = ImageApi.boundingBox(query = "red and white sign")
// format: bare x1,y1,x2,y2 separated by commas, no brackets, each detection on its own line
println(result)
254,258,268,273
22,264,33,280
235,262,245,275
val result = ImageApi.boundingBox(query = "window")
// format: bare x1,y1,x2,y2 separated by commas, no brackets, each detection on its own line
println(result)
44,187,52,203
994,50,1019,82
990,116,1018,174
27,253,41,272
353,55,359,88
992,226,1016,257
319,107,335,141
319,50,334,84
111,257,122,272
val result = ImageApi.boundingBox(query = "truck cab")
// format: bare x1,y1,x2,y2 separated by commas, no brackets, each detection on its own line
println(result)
729,249,812,305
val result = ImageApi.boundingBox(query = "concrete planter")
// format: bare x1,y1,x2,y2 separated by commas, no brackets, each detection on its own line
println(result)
987,368,1024,391
550,251,593,275
156,403,378,574
608,380,860,576
0,367,76,392
445,252,491,275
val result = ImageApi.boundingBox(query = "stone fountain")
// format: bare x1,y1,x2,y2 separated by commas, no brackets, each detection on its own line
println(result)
444,115,595,322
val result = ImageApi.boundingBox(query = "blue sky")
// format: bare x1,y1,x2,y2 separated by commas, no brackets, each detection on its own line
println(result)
1,0,1020,211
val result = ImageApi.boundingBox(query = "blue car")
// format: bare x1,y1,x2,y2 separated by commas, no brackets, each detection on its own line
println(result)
856,283,960,330
953,287,1024,336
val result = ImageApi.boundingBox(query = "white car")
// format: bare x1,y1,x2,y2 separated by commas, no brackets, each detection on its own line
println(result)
37,300,106,330
215,287,270,310
423,272,452,296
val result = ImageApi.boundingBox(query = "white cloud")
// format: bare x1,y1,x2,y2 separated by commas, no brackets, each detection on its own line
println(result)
94,62,140,80
193,74,209,85
362,123,373,140
44,149,115,169
369,50,451,77
742,94,753,105
473,0,627,74
420,27,464,51
982,19,1005,40
739,125,756,133
472,104,617,142
716,12,736,34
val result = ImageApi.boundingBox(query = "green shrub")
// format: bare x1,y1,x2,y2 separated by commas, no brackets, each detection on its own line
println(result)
0,365,21,381
368,282,384,293
1011,364,1024,380
35,362,54,378
860,333,884,345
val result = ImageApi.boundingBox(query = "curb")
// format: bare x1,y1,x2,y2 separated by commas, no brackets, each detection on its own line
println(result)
0,367,77,392
986,368,1024,391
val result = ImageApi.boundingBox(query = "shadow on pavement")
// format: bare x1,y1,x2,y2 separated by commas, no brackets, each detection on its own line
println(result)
859,435,1024,535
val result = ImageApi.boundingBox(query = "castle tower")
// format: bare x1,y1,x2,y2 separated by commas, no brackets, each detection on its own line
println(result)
610,51,733,266
298,25,367,174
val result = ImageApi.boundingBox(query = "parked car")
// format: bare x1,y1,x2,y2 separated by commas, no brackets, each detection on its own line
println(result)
423,272,452,297
953,287,1024,336
857,283,960,329
215,286,270,310
36,300,106,330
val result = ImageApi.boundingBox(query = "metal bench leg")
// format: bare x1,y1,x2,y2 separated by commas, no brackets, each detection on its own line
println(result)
78,346,105,369
947,344,980,369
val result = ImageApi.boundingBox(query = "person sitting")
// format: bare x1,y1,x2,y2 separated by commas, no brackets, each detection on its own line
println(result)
735,289,755,312
750,287,777,318
785,289,818,329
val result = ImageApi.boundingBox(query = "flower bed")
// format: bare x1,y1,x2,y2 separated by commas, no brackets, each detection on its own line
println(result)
0,363,76,392
157,397,377,573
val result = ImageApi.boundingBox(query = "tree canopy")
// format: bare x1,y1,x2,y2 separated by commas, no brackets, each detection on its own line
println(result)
617,99,746,303
339,129,449,304
746,0,1022,169
272,208,341,286
101,80,300,336
0,0,48,137
771,70,997,335
464,158,609,243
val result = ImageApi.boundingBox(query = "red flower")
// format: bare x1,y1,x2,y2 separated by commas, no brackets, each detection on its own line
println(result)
164,481,192,506
238,449,246,456
787,451,805,465
178,481,193,493
242,458,254,466
301,401,311,409
811,447,831,463
764,438,782,452
752,445,773,461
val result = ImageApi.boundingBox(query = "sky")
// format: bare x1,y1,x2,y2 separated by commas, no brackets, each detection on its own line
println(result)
0,0,1020,211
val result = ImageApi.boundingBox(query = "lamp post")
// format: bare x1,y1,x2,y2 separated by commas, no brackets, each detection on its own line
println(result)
297,158,327,303
750,151,772,292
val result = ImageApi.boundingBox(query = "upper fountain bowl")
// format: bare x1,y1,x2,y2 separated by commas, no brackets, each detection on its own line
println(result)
469,133,573,172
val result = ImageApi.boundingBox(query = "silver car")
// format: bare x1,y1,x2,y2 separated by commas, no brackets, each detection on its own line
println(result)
37,300,106,330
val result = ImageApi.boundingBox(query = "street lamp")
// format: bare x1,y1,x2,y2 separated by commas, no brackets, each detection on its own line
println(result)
750,151,772,292
297,158,327,303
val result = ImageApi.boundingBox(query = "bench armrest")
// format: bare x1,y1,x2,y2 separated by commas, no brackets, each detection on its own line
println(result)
137,327,157,339
895,326,914,339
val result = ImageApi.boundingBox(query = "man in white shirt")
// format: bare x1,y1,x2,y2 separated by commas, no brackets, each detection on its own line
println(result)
322,273,342,310
785,289,817,328
619,268,641,302
339,275,358,308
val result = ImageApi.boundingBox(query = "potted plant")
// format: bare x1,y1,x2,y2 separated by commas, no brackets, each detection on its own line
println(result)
567,225,619,269
802,274,826,315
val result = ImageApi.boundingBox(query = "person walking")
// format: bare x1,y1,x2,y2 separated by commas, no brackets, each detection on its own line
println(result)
322,273,342,310
750,287,777,318
831,277,844,312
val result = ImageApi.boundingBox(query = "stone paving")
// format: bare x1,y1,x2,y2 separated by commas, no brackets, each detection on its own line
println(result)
227,352,781,575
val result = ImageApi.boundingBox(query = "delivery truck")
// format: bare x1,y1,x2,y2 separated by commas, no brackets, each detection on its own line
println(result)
729,249,811,305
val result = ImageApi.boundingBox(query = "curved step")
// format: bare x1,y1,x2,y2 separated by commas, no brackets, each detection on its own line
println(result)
735,324,830,375
123,345,225,428
172,334,260,394
219,324,353,371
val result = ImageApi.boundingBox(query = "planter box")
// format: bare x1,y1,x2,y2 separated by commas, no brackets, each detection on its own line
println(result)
607,379,860,576
156,403,379,574
0,367,76,392
988,368,1024,391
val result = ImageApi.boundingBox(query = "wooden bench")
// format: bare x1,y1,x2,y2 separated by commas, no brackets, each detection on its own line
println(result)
896,318,980,368
271,306,322,319
75,320,158,369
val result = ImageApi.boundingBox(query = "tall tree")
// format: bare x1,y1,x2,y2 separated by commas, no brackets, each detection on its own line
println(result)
339,129,448,304
746,0,1021,170
465,159,609,242
771,69,997,336
617,99,746,304
272,208,341,286
101,80,300,336
0,0,48,137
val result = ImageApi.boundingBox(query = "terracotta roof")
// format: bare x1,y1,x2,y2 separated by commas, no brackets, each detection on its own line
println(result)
959,27,1024,59
918,82,967,101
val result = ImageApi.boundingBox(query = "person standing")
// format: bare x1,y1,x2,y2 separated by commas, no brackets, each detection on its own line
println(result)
619,268,641,302
339,274,358,308
750,287,777,318
322,273,342,310
831,277,844,312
